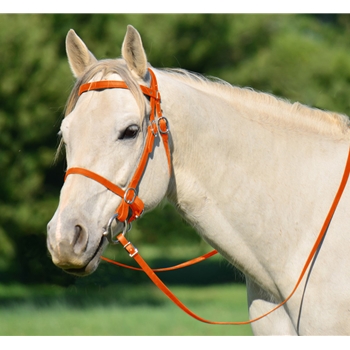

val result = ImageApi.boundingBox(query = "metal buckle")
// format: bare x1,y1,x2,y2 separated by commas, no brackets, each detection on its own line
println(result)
123,241,139,257
103,213,132,245
158,116,169,134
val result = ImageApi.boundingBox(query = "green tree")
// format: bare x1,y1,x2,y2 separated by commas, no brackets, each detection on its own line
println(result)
1,14,349,285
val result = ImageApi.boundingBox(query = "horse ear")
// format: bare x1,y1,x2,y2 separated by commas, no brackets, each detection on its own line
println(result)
122,25,148,79
66,29,97,78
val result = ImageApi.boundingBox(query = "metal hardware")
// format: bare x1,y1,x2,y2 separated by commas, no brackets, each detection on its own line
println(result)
124,187,137,205
135,209,144,220
103,213,132,245
123,241,139,257
158,116,170,134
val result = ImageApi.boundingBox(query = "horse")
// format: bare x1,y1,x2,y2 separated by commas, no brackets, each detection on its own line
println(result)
47,25,350,335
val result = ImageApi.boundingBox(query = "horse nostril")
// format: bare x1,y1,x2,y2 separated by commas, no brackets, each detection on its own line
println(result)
72,225,88,253
75,225,81,233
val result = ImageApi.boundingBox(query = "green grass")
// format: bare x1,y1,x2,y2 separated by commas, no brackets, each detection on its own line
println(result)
0,283,253,336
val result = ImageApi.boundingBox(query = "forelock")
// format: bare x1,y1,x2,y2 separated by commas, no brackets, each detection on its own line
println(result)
64,58,146,117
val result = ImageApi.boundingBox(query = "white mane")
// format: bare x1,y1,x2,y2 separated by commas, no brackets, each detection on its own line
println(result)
160,68,350,140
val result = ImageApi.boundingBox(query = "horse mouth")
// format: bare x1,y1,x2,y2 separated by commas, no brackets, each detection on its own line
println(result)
64,235,107,276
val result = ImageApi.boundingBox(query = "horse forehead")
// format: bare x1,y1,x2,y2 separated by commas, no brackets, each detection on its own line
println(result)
68,86,141,130
79,70,140,111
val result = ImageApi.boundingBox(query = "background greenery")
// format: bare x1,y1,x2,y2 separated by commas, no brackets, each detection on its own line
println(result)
0,283,252,335
1,15,350,334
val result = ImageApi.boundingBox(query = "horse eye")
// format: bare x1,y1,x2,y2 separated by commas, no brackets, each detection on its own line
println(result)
119,125,139,140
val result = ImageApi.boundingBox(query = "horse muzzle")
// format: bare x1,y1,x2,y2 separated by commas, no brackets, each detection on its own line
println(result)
46,217,109,276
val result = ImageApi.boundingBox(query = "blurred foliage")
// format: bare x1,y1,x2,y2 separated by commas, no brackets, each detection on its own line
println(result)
1,14,350,285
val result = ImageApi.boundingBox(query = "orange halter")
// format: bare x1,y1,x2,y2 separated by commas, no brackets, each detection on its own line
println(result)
64,68,171,242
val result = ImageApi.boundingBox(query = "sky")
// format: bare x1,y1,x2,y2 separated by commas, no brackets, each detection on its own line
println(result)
2,2,350,14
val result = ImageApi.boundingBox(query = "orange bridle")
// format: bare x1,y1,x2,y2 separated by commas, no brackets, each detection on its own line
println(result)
64,68,171,243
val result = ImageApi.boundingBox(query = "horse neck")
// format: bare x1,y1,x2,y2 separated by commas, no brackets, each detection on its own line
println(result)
158,70,350,297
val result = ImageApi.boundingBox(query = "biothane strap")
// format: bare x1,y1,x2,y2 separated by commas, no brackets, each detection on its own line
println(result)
79,80,160,100
65,167,145,221
104,147,350,325
101,249,218,272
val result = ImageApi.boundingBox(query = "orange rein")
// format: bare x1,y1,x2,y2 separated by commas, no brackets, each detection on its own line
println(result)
103,147,350,325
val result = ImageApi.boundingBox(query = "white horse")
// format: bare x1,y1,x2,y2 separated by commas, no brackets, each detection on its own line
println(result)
47,25,350,335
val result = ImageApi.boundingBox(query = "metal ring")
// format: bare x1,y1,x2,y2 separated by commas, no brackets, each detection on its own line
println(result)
124,187,137,205
158,116,170,134
103,213,132,245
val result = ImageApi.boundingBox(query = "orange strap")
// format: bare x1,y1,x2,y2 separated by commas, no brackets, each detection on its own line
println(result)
116,233,241,325
79,81,127,95
79,80,160,100
65,167,145,221
104,147,350,325
101,250,218,272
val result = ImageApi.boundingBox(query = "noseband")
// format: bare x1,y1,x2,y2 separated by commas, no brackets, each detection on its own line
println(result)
64,68,171,244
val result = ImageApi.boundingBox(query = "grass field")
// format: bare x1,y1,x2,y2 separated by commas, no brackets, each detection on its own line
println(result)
0,283,253,336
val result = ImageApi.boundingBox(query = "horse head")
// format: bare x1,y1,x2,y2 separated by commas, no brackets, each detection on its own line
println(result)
47,26,171,275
